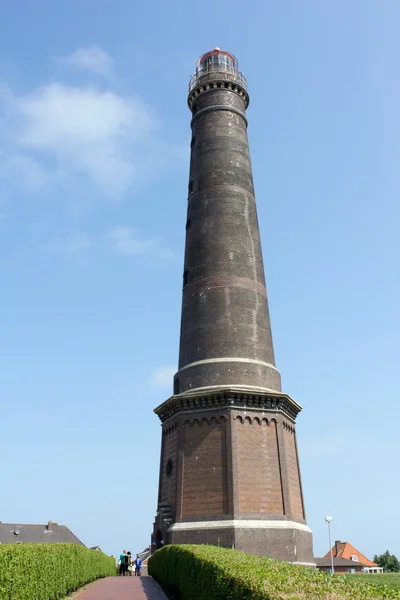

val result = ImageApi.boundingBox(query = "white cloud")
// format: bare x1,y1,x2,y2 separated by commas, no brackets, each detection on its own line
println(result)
108,226,156,255
45,233,92,256
0,47,170,201
11,83,158,198
42,227,170,260
62,46,114,77
151,366,176,387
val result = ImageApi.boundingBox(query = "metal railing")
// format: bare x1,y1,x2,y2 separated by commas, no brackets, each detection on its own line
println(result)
189,67,247,93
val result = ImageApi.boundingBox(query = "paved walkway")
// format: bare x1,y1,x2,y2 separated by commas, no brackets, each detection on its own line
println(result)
74,576,167,600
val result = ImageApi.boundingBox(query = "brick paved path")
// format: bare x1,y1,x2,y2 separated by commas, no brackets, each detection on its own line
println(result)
74,576,167,600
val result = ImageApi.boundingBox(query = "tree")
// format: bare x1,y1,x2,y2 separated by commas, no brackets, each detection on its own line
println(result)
373,550,400,572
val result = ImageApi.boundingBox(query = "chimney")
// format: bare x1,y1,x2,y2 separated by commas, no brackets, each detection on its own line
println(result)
47,520,53,532
335,541,342,557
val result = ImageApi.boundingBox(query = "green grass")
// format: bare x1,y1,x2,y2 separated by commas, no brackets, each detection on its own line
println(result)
344,574,400,591
148,544,400,600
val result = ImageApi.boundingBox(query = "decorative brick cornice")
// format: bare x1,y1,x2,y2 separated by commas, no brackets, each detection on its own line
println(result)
154,387,302,423
188,78,249,110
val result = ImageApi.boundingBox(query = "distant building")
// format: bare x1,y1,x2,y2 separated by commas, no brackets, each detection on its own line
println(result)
321,540,383,574
315,557,366,573
0,520,85,546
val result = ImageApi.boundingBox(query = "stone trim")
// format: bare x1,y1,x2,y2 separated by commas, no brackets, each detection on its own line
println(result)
184,274,265,297
169,519,312,533
178,357,280,373
187,183,256,200
154,388,302,423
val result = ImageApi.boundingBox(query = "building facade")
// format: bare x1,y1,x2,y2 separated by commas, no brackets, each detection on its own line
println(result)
153,48,314,565
315,558,367,574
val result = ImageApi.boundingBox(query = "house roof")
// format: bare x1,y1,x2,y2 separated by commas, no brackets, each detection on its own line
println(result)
315,557,366,568
324,540,376,567
0,522,85,546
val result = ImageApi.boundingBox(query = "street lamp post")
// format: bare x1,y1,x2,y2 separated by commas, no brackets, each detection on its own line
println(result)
325,516,334,574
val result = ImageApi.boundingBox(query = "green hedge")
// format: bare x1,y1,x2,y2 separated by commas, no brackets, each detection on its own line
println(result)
0,543,116,600
148,544,400,600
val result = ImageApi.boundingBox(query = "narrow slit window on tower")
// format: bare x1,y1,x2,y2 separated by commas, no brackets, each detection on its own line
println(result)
192,103,197,114
166,459,173,477
185,217,192,230
174,377,180,395
183,269,189,287
190,136,196,148
188,180,193,194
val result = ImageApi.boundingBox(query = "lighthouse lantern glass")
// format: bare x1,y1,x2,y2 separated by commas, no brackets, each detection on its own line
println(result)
189,49,247,93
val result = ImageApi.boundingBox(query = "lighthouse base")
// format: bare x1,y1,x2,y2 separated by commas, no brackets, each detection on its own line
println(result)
167,519,315,566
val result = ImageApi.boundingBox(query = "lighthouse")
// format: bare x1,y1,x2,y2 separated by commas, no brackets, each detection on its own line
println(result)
152,49,314,565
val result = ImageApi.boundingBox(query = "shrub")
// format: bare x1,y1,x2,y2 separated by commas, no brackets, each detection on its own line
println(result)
148,544,400,600
0,543,116,600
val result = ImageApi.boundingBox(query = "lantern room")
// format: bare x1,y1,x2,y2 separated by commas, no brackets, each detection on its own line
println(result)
196,48,238,74
189,47,247,93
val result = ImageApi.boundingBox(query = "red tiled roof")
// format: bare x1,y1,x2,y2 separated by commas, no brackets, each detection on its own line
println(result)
324,541,376,567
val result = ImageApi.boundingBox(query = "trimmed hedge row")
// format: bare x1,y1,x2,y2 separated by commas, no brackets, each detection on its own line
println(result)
148,544,400,600
0,543,116,600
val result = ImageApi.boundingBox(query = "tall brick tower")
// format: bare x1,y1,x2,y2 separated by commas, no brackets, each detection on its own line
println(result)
152,48,314,565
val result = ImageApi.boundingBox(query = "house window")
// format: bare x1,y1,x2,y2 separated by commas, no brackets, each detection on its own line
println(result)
350,555,358,562
348,568,356,574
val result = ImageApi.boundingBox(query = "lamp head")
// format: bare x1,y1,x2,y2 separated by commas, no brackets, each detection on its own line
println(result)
325,516,332,523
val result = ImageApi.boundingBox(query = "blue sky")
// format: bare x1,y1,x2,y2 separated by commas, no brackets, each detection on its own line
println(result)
1,0,399,560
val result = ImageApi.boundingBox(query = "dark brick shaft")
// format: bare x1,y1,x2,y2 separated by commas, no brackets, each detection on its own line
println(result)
175,83,281,394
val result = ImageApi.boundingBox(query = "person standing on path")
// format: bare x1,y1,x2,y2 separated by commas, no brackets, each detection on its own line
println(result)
135,554,142,576
119,549,127,576
126,551,133,576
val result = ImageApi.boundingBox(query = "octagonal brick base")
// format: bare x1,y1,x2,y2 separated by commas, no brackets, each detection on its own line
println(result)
167,520,315,566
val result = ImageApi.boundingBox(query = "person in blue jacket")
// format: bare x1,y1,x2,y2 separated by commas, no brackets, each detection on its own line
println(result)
135,554,142,576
